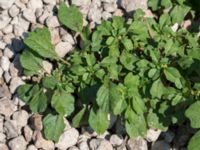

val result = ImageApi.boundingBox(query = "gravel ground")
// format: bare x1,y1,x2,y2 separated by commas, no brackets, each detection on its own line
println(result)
0,0,192,150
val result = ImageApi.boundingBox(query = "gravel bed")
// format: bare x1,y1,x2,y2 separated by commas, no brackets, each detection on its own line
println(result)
0,0,190,149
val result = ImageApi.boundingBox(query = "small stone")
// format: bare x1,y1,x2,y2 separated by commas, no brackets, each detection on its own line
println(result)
28,0,43,11
38,10,52,24
163,131,175,143
0,68,3,78
0,14,11,30
78,141,90,150
69,146,80,150
23,125,33,143
113,9,123,17
102,11,112,20
0,143,9,150
0,56,10,71
146,129,161,142
8,136,27,150
9,77,24,93
0,84,11,99
103,3,117,12
2,24,13,34
0,115,4,132
56,128,79,150
31,114,43,130
3,33,15,44
12,38,25,52
9,5,20,17
35,8,43,18
43,0,56,5
89,139,113,150
0,41,6,50
50,28,61,45
3,47,14,59
22,9,36,23
127,138,148,150
0,98,16,117
61,33,75,45
9,63,20,78
55,42,73,58
27,145,37,150
0,0,15,9
33,131,55,150
171,23,179,32
118,0,148,13
46,16,60,28
88,6,102,23
151,140,170,150
0,132,6,143
42,60,53,74
18,15,30,31
12,110,29,128
182,20,192,29
15,0,26,10
4,71,11,83
110,134,123,147
4,119,18,139
72,0,91,6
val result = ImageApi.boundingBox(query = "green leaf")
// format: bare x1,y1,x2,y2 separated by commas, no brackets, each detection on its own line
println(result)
125,107,147,137
96,83,111,112
17,84,34,103
170,5,190,24
112,16,124,30
132,96,146,115
24,28,57,59
148,0,172,11
72,106,87,128
58,3,83,32
147,111,168,131
188,130,200,150
89,108,109,134
150,78,166,99
42,76,59,90
110,84,127,115
29,89,48,113
20,50,42,75
51,88,75,115
185,101,200,128
120,51,138,70
122,38,133,51
43,114,65,142
164,67,182,89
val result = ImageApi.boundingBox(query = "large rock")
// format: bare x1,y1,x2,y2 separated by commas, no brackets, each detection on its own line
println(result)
0,0,15,9
4,119,19,139
151,140,170,150
33,131,55,150
89,139,113,150
8,136,27,150
56,128,79,150
127,138,148,150
0,98,16,117
12,110,29,128
55,42,73,58
118,0,148,12
145,129,161,142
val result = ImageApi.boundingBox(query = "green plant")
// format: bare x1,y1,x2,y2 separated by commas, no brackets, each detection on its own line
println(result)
17,1,200,147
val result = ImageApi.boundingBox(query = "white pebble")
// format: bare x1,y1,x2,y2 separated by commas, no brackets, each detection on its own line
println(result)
0,14,11,30
9,5,20,17
22,9,36,23
2,24,13,34
0,0,15,9
9,77,24,93
55,42,73,58
146,129,161,142
28,0,43,11
8,136,27,150
46,16,60,28
0,56,10,72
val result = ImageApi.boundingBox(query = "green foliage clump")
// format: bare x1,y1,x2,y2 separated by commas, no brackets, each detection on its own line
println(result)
17,1,200,148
